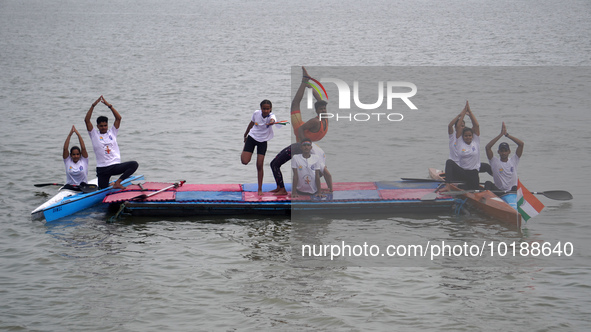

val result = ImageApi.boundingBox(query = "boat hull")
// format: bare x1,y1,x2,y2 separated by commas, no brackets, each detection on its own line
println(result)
32,175,144,222
104,181,456,218
428,168,521,228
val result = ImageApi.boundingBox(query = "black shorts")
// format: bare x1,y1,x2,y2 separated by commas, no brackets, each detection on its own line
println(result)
243,136,268,155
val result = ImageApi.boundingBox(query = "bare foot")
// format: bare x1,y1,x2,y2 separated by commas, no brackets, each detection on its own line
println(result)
111,182,125,190
302,66,310,80
257,190,264,196
272,188,288,196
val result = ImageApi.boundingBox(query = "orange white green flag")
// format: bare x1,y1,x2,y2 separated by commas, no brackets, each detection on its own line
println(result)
517,179,545,221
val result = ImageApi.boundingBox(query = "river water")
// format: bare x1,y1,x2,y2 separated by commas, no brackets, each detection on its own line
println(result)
1,0,591,331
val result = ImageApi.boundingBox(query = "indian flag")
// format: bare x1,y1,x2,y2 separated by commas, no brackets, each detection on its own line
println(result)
517,180,545,221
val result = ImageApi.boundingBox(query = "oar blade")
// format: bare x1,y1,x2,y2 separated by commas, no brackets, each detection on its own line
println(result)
80,183,99,193
420,192,438,201
540,190,573,201
133,194,149,201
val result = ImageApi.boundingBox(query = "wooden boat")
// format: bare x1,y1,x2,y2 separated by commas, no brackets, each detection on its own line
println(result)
103,180,456,218
31,175,144,222
428,168,521,228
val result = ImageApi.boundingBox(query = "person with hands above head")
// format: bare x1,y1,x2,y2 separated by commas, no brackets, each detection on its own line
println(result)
444,101,490,189
485,122,524,191
240,99,277,196
291,66,328,143
62,125,89,189
446,104,466,167
270,66,330,196
85,96,139,189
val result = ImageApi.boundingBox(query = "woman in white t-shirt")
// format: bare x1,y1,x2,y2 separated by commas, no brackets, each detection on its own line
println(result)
445,101,483,189
63,125,89,186
241,99,278,195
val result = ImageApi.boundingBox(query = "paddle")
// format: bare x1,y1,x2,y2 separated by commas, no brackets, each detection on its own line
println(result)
34,183,65,187
420,192,438,201
526,190,573,201
439,189,573,201
401,178,465,184
130,181,185,201
34,183,98,193
401,178,443,182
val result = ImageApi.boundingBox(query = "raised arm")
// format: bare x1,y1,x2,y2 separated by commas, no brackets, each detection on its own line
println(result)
100,96,122,129
63,126,75,159
465,101,480,136
505,126,524,158
448,114,459,135
455,101,469,138
73,126,89,158
449,103,467,135
296,118,321,142
84,96,102,132
486,122,506,160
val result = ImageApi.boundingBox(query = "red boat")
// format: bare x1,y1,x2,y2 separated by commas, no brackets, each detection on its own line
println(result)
428,168,522,229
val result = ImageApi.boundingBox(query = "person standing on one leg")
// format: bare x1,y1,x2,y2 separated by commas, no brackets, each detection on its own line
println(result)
241,99,276,195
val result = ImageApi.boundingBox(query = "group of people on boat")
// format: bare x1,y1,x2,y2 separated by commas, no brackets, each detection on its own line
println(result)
445,100,524,191
240,67,525,197
62,70,521,198
62,96,138,190
241,67,333,196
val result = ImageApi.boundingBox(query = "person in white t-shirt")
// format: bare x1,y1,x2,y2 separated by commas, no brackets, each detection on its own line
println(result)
241,99,277,195
485,122,524,191
444,101,486,189
85,96,139,189
447,105,466,165
291,139,322,197
62,125,89,187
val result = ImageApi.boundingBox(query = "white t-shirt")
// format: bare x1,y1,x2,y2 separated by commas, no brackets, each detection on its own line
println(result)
455,134,481,170
64,156,89,185
489,154,520,191
311,143,326,175
448,133,459,163
247,110,277,142
291,154,322,194
88,126,121,167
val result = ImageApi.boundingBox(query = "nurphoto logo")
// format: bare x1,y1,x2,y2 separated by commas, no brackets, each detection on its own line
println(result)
306,77,418,122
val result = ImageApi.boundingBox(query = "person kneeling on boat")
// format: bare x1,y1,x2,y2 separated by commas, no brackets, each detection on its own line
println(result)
85,96,139,189
62,125,89,191
291,139,324,198
484,122,524,191
270,141,333,196
445,101,488,189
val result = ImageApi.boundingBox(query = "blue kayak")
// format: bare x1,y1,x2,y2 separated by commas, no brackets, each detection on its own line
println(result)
32,175,144,222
